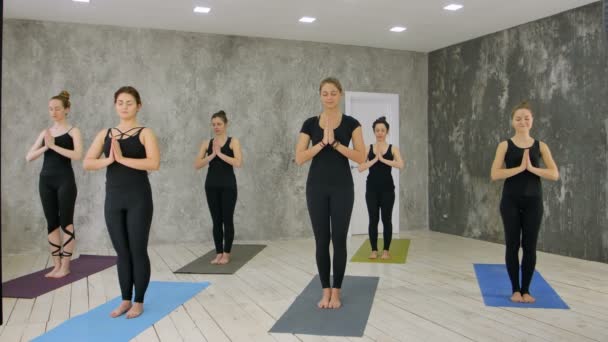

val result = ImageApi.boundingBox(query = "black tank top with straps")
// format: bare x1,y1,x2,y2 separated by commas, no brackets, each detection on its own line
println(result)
205,137,237,189
366,144,395,191
502,139,542,197
103,127,149,189
41,128,75,176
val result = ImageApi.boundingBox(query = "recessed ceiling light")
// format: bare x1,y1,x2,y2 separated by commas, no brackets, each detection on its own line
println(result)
390,26,407,33
444,4,463,11
194,6,211,14
299,17,316,23
73,0,90,3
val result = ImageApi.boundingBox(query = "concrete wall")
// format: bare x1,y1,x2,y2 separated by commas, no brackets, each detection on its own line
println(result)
428,3,608,262
1,19,428,253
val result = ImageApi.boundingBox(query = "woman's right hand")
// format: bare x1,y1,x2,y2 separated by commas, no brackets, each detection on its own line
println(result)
212,140,222,156
107,142,115,164
322,116,330,145
44,130,55,149
520,149,529,172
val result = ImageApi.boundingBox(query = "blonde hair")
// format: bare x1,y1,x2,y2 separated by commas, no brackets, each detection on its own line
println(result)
51,90,71,109
511,100,533,118
319,77,343,93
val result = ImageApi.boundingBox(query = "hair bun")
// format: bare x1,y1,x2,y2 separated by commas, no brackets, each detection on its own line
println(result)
379,116,387,121
211,110,228,123
58,90,70,100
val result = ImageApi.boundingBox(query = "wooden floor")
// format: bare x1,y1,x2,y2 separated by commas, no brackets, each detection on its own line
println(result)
2,230,608,342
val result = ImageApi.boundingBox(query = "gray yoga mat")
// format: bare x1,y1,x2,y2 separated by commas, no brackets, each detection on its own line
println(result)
269,275,379,337
175,244,265,274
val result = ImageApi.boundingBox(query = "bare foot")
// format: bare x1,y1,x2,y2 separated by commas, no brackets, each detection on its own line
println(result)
49,268,71,278
210,254,222,264
126,302,144,319
381,250,391,259
510,292,524,303
218,253,230,265
45,266,60,278
110,300,132,318
328,288,342,309
368,251,378,259
318,288,331,309
522,293,536,303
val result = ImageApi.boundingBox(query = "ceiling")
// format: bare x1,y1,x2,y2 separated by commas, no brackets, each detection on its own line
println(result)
4,0,600,52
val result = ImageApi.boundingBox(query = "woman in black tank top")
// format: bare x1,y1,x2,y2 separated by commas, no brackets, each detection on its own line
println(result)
194,110,243,265
26,90,83,278
295,78,366,309
357,117,404,260
83,86,160,319
490,101,559,304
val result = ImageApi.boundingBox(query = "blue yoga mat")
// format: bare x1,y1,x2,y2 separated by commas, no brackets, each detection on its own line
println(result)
474,264,569,309
32,281,210,341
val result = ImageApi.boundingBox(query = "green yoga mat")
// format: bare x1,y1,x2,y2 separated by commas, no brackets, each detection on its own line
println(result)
350,238,410,264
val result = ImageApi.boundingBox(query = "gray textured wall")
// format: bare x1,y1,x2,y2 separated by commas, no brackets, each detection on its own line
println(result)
428,3,608,262
1,20,428,253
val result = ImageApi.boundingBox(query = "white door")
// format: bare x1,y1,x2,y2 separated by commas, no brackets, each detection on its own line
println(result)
345,92,399,237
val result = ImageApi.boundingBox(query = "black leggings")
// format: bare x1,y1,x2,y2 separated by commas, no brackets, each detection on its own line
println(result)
39,174,77,233
105,183,153,303
500,195,543,294
365,190,395,251
205,187,237,254
39,174,77,256
306,185,354,289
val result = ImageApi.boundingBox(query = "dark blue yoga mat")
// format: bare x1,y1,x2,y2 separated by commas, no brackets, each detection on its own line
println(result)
32,281,210,341
474,264,569,309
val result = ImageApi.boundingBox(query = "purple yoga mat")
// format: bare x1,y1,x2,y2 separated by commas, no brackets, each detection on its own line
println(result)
2,254,117,298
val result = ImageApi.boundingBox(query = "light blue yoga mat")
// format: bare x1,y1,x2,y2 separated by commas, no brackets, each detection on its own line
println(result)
474,264,569,309
32,281,210,341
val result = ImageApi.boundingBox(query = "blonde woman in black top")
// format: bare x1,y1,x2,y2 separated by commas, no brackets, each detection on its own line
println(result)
490,101,559,303
26,91,83,278
296,77,365,309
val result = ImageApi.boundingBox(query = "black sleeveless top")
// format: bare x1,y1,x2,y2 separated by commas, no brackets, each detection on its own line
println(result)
300,114,361,188
366,144,395,191
103,127,149,189
41,128,75,177
205,137,237,189
502,139,542,197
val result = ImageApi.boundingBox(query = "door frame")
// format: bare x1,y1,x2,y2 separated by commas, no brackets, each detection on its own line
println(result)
345,91,400,238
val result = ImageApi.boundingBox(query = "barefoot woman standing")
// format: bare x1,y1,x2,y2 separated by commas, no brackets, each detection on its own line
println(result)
490,101,559,303
295,77,365,309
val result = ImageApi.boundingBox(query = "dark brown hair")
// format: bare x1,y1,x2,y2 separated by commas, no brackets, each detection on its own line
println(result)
51,90,71,109
114,86,142,105
319,77,343,93
511,100,533,118
211,110,228,124
373,116,390,131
